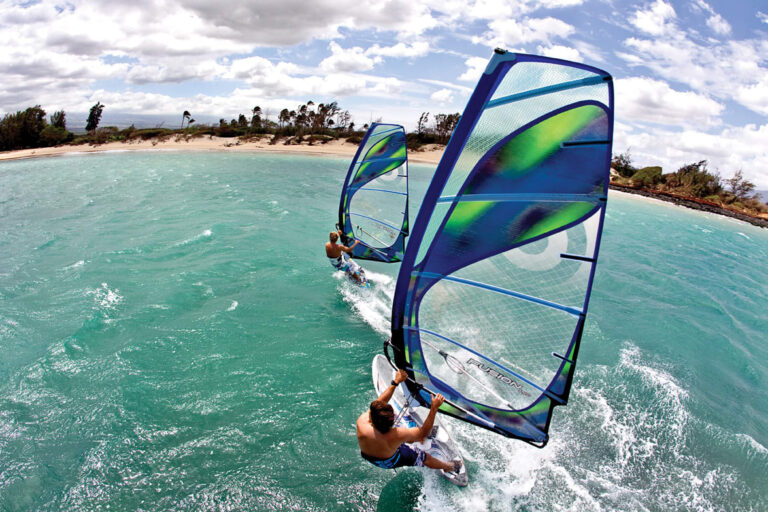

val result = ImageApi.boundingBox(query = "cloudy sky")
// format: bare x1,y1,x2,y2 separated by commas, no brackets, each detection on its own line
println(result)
1,0,766,185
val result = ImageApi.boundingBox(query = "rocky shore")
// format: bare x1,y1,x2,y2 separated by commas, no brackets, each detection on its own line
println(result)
610,183,768,229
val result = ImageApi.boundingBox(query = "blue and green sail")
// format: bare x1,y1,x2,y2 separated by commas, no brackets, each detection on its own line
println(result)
388,50,614,446
338,123,409,262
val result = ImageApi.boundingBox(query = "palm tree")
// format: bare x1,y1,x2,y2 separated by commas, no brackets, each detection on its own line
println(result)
278,108,289,130
180,110,191,129
251,106,262,132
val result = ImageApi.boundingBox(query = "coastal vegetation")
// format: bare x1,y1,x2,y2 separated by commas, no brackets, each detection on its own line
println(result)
610,152,768,222
0,105,73,150
0,102,460,151
1,102,765,224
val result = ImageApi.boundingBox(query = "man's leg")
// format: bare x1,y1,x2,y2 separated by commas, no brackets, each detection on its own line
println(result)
422,453,461,472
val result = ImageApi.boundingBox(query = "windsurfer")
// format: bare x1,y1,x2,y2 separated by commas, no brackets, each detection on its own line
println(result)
356,369,462,473
326,230,364,283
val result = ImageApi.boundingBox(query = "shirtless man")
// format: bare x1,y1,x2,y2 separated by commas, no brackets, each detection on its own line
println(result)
356,369,461,473
325,230,363,284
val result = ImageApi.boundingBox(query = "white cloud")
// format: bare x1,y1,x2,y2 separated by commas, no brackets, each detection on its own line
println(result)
418,79,473,93
175,0,439,45
691,0,730,34
458,56,488,82
619,36,768,116
705,13,731,35
430,88,454,104
617,123,768,188
616,77,723,127
757,11,768,25
366,41,430,59
474,16,574,48
538,0,583,6
629,0,676,36
420,0,583,21
735,80,768,116
536,44,581,62
370,77,404,95
320,42,377,73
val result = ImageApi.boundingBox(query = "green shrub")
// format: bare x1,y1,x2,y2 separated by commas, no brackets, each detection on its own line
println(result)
630,166,662,186
38,125,73,146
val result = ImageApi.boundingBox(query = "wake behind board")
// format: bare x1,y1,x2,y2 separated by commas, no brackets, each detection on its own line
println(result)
372,355,468,486
347,266,370,288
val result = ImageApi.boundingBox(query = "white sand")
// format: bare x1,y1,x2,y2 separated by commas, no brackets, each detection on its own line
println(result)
0,136,445,165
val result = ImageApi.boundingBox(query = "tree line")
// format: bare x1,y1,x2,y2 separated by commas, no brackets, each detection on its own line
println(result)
0,102,105,151
611,151,766,212
0,101,464,151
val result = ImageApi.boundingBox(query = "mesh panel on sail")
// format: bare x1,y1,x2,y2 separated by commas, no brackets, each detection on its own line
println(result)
340,123,408,262
390,52,614,444
416,210,601,411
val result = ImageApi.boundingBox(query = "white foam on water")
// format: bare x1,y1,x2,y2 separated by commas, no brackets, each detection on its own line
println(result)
64,260,85,269
736,232,751,240
227,301,238,311
337,270,395,336
192,281,215,297
735,433,768,456
416,421,567,512
176,228,213,246
408,343,747,512
87,282,123,310
619,345,689,441
576,385,656,468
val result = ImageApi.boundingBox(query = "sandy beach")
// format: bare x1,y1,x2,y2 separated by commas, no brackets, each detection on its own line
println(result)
0,136,445,165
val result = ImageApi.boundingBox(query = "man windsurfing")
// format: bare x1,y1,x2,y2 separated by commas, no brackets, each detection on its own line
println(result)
325,230,365,284
356,369,462,474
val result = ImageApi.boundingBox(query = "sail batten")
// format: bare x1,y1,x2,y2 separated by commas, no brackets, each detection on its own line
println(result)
405,326,566,403
359,188,408,196
339,123,409,262
350,212,406,233
485,75,607,109
389,51,613,446
413,272,584,316
436,192,605,204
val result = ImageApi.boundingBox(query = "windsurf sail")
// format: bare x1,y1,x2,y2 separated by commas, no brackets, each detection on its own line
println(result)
387,50,614,447
338,123,409,262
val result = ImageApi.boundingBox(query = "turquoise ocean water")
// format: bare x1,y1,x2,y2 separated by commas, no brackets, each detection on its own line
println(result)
0,151,766,511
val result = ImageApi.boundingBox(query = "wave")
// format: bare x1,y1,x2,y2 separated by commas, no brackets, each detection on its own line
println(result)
337,269,394,336
409,343,765,511
174,229,213,247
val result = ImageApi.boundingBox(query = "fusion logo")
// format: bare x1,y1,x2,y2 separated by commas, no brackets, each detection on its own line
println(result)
467,358,530,397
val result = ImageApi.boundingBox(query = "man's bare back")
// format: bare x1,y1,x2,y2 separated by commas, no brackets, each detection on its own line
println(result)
325,230,358,258
357,412,418,459
356,369,459,473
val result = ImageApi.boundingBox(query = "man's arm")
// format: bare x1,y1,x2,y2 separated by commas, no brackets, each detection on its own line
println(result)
399,394,444,444
376,369,407,403
342,239,360,253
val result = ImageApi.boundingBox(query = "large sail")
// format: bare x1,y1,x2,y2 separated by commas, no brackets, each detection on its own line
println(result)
339,123,409,262
388,50,613,446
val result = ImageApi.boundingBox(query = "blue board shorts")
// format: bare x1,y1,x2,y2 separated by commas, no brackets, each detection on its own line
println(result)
361,445,426,469
329,254,360,274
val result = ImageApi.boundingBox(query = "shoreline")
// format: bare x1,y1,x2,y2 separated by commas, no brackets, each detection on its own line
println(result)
609,183,768,229
0,136,445,165
2,139,765,229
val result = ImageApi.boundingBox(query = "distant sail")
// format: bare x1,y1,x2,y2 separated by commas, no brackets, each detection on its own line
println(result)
388,50,614,446
339,123,409,262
